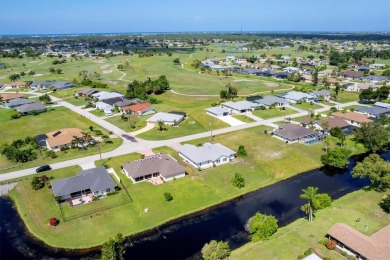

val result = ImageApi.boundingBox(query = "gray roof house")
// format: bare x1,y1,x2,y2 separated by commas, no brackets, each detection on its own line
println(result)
310,90,331,99
178,142,236,170
30,81,55,89
16,102,46,115
91,91,124,101
361,75,389,83
147,112,184,125
221,100,260,113
122,153,185,183
355,106,390,119
3,98,36,109
277,91,315,103
51,167,116,201
113,98,142,108
205,107,230,117
273,123,319,144
75,88,100,97
374,102,390,109
254,96,289,107
52,81,75,90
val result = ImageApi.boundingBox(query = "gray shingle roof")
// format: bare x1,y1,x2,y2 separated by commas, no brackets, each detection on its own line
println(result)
51,81,74,90
278,91,314,101
274,123,317,141
147,112,184,123
6,98,36,108
179,143,236,164
221,100,259,111
205,107,229,116
374,102,390,109
311,90,331,97
255,96,288,106
51,167,116,197
355,106,390,117
122,153,185,179
16,102,46,113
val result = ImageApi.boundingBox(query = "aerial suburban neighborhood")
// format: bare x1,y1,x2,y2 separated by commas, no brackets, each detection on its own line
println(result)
0,1,389,260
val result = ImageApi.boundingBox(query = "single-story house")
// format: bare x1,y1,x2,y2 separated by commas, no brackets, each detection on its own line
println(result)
113,98,142,109
122,102,156,116
318,69,333,77
246,95,263,102
7,81,27,88
341,71,363,80
369,63,386,68
16,102,46,115
274,72,291,79
356,66,372,72
310,90,331,101
51,167,117,201
30,81,55,90
2,98,36,109
355,106,390,119
122,153,185,183
75,88,100,97
45,128,84,151
342,82,380,92
327,223,390,260
95,101,113,116
205,106,230,117
332,112,372,126
147,112,184,125
0,93,24,102
253,95,289,108
178,142,236,170
257,70,275,77
91,91,124,101
361,75,389,83
51,81,75,90
300,116,351,133
374,102,390,109
220,101,260,114
273,123,320,144
277,91,315,103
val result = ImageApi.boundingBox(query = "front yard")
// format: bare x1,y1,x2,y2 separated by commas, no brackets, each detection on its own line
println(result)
252,107,296,119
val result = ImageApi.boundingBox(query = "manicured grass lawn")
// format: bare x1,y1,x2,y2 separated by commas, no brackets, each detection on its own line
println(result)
230,189,389,260
63,96,89,106
0,138,122,174
105,114,149,132
0,106,106,144
290,102,322,111
252,107,296,119
338,91,360,103
0,108,16,123
89,109,106,117
232,114,255,123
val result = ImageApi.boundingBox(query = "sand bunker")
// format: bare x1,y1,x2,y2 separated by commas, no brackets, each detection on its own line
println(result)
264,82,279,87
103,70,113,74
100,64,110,69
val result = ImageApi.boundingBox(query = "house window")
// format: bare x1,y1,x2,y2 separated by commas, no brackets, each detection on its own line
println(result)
223,158,227,162
106,188,110,192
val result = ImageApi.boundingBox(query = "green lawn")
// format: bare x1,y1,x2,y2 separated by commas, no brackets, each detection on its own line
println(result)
230,189,389,260
337,91,360,103
252,107,296,119
0,108,16,123
290,102,322,111
105,114,149,132
232,114,255,123
89,109,106,117
63,96,89,106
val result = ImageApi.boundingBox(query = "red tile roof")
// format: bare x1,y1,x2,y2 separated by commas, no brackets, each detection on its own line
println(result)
122,102,151,112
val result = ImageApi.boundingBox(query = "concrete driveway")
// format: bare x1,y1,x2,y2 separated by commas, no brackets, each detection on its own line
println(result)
217,115,245,126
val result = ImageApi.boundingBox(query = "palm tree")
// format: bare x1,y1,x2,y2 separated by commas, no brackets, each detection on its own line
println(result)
157,120,165,132
300,186,319,222
71,135,83,150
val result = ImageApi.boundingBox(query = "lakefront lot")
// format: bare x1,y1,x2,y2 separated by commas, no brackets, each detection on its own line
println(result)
8,125,366,248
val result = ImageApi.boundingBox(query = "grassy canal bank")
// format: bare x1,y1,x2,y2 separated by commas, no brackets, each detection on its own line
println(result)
7,125,367,249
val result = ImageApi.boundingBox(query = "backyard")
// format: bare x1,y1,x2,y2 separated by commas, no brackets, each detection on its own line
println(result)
252,107,297,119
8,124,366,248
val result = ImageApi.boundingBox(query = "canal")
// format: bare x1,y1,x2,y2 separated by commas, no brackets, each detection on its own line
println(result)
1,152,386,259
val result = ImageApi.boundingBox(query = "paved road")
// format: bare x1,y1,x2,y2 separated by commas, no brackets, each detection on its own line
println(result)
0,99,360,182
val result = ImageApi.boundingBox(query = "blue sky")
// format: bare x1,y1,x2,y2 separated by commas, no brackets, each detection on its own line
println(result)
0,0,389,34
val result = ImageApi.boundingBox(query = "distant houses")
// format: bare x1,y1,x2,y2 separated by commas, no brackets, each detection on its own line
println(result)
178,142,236,170
30,81,74,90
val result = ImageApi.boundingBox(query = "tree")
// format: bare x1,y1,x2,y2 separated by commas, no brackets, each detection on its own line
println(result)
28,70,36,76
231,173,245,188
157,120,165,132
329,127,346,146
351,154,390,189
31,176,44,190
173,58,180,65
220,90,228,99
314,193,332,209
321,148,351,168
56,68,62,74
334,83,341,97
359,87,374,101
227,83,238,99
237,145,247,157
39,94,52,104
379,194,390,213
312,68,319,86
101,233,126,260
300,186,318,222
49,67,55,74
382,69,390,77
201,240,231,260
355,122,389,152
9,74,20,82
246,213,278,241
164,192,173,201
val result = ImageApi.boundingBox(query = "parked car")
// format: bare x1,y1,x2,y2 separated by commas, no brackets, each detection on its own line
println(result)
36,165,51,173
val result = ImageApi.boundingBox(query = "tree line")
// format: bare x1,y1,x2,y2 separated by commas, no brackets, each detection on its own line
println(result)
125,75,170,100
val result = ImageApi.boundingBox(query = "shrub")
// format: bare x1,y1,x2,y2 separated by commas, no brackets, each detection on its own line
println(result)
320,238,328,246
164,192,173,202
201,240,231,260
10,112,21,119
341,251,347,257
326,239,337,250
49,217,59,226
246,212,278,242
379,194,390,213
323,257,332,260
231,173,245,188
304,249,312,256
31,176,44,190
54,196,61,204
115,186,121,192
237,145,248,157
107,190,118,196
40,175,48,182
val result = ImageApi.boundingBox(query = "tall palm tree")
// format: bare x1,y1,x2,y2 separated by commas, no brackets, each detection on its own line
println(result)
157,120,165,132
300,186,319,222
71,135,83,150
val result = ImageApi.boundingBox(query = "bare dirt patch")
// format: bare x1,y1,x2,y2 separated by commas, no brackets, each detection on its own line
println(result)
264,82,279,87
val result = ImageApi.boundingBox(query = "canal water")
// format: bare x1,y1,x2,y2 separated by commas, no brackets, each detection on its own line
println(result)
1,152,386,260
